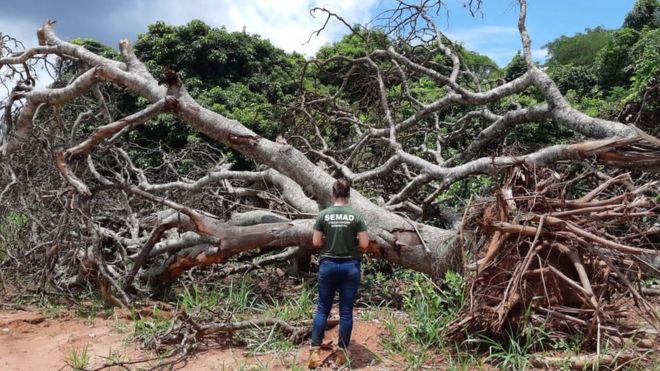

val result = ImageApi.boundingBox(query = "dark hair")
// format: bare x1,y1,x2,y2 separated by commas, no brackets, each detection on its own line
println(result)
332,178,351,199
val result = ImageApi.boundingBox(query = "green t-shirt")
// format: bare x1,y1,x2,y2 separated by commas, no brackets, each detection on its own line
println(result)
313,205,367,259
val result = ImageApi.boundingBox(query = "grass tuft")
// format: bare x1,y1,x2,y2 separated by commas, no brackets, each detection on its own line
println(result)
68,344,90,370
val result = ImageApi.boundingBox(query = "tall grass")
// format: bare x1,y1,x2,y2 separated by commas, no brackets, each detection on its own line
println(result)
466,307,551,371
380,271,468,368
402,271,466,347
264,282,315,322
0,211,28,262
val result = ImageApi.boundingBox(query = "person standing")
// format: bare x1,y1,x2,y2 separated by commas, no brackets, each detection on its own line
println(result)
308,178,369,369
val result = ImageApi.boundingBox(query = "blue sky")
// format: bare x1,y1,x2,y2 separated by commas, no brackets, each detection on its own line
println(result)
418,0,636,65
0,0,637,69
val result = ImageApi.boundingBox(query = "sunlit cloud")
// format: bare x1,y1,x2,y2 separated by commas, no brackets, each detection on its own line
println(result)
125,0,380,56
1,0,378,98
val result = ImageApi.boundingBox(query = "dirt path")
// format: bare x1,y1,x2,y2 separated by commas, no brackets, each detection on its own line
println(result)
0,310,145,370
0,309,400,370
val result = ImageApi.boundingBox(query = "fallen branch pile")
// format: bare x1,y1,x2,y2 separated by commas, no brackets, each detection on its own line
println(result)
150,311,339,354
450,166,659,349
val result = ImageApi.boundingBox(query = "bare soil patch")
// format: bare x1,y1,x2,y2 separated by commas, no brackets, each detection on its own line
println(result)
0,310,145,370
0,309,398,370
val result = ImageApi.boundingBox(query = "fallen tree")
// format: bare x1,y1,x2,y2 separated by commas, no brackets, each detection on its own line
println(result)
0,0,658,314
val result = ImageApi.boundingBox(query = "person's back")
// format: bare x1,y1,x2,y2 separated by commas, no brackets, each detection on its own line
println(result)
308,178,369,369
315,205,365,259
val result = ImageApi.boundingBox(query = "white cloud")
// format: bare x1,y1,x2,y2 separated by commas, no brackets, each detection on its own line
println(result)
1,18,55,96
531,47,548,61
1,0,378,102
126,0,379,56
443,25,519,66
444,25,518,47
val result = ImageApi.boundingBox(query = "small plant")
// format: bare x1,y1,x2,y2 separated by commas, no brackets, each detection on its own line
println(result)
550,333,583,354
643,277,660,287
265,283,314,321
178,284,220,313
467,316,550,371
402,271,466,347
378,272,468,369
99,347,127,366
380,312,408,355
74,293,106,321
131,306,171,343
68,344,90,370
38,300,67,317
0,211,29,262
112,321,129,333
443,343,486,371
225,278,260,312
243,323,295,356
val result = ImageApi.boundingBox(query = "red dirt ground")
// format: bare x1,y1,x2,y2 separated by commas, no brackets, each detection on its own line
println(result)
0,310,144,370
0,309,400,370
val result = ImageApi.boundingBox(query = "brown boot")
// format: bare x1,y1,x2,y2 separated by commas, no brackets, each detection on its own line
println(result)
308,346,322,369
334,348,350,367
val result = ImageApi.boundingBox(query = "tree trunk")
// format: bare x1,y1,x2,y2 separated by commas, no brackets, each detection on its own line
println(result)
144,214,461,286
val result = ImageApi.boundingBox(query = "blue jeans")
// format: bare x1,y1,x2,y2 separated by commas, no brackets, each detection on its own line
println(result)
311,258,361,349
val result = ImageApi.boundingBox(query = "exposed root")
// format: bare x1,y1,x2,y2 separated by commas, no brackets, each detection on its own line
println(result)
450,166,660,351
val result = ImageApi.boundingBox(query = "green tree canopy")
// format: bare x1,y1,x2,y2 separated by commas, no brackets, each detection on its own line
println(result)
543,27,613,68
593,28,640,90
623,0,660,30
117,20,305,151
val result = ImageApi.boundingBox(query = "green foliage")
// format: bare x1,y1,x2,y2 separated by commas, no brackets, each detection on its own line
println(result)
629,28,660,95
379,271,467,368
135,20,301,99
438,175,493,210
507,120,574,148
0,211,29,262
242,325,296,356
381,312,432,369
197,83,275,137
544,27,613,68
177,285,220,313
264,283,315,322
643,277,660,286
131,306,171,343
70,38,119,60
68,344,91,370
402,271,465,347
550,333,583,354
468,324,550,370
239,282,315,355
504,52,527,82
623,0,660,30
224,278,260,311
594,28,641,90
117,20,303,157
74,294,111,321
542,0,658,127
458,47,500,79
315,30,390,60
548,64,597,95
